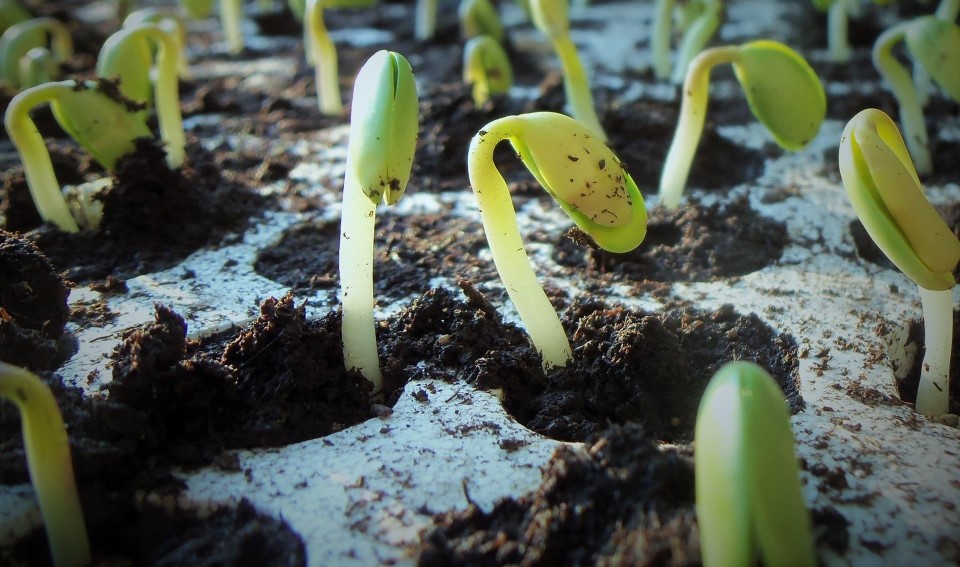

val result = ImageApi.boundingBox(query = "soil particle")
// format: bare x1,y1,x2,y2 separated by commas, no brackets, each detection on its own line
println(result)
477,300,801,443
0,230,72,371
553,195,788,282
418,423,700,566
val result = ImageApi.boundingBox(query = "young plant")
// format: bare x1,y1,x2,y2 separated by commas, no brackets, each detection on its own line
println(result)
695,361,816,567
839,108,960,417
4,79,152,232
220,0,244,54
468,111,647,368
179,0,215,19
97,21,187,168
459,0,504,42
124,7,191,79
0,362,90,567
651,0,723,83
304,0,377,115
873,15,960,175
339,50,419,396
415,0,437,40
463,34,513,106
658,40,825,209
0,17,73,89
529,0,607,140
0,0,31,35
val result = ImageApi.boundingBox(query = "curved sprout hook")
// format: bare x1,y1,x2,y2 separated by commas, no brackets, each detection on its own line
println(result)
339,50,419,397
124,7,191,79
0,17,73,88
695,362,816,567
529,0,607,140
839,108,960,416
463,34,513,106
873,16,960,175
0,362,90,567
4,79,152,232
659,40,824,209
467,112,647,368
459,0,504,42
97,23,187,168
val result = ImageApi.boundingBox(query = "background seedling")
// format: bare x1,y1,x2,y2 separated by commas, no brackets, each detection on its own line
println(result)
305,0,377,115
529,0,607,140
416,0,437,39
467,111,647,368
463,34,513,106
873,14,960,175
696,361,816,567
652,0,723,83
0,17,73,89
459,0,504,41
839,108,960,417
0,362,90,567
339,50,419,396
658,40,825,209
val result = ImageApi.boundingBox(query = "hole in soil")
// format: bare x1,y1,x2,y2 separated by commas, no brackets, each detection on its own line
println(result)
3,499,304,567
889,309,960,416
849,202,960,276
255,214,495,301
553,196,788,282
477,300,802,443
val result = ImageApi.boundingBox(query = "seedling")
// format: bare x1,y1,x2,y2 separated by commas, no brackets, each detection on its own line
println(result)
839,108,960,417
339,50,419,396
124,7,191,79
0,17,73,89
468,111,647,368
463,34,513,106
0,0,31,35
179,0,215,19
873,15,960,175
695,361,816,567
304,0,377,115
4,79,152,232
415,0,437,40
0,362,90,567
529,0,607,140
658,40,825,209
221,0,244,53
97,21,186,167
459,0,504,41
651,0,723,83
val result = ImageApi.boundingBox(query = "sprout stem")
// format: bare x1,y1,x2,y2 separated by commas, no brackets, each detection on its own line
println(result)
827,0,852,62
142,25,186,168
551,35,606,140
916,286,954,416
220,0,243,54
0,362,90,567
467,119,573,369
651,0,674,80
670,0,721,84
936,0,960,20
658,45,738,209
872,23,932,174
339,155,383,395
3,81,79,232
415,0,437,40
306,0,343,116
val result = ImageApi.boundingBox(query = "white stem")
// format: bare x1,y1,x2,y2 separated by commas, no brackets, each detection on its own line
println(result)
307,0,343,115
651,0,674,80
916,286,954,417
415,0,437,40
552,36,606,141
221,0,244,54
467,119,573,369
670,0,721,84
827,0,852,63
339,156,383,395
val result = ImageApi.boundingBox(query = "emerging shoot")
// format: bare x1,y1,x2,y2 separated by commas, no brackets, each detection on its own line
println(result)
651,0,723,83
529,0,607,140
179,0,215,19
839,108,960,417
658,40,825,209
97,22,186,167
0,0,31,35
0,17,73,89
462,34,513,106
467,111,647,368
0,362,90,567
873,15,960,175
4,79,152,232
459,0,504,42
304,0,377,115
339,50,419,396
415,0,437,40
695,361,816,567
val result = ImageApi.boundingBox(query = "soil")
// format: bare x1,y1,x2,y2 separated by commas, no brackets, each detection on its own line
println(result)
1,0,958,564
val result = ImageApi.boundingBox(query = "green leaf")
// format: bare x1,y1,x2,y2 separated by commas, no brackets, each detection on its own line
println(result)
839,108,960,290
509,112,647,253
695,362,816,567
347,50,419,205
905,16,960,102
50,80,152,170
733,40,826,151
